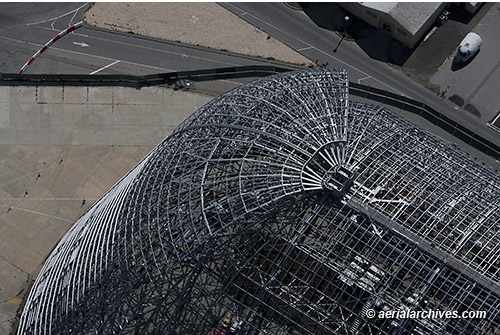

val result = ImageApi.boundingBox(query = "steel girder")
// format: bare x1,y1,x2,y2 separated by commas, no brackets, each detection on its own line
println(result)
18,69,500,335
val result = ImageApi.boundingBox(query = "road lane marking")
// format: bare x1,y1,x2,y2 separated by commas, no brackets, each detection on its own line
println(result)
86,34,241,67
73,41,89,47
68,4,80,25
357,76,371,84
224,3,407,96
32,24,89,37
26,3,89,26
297,46,313,51
25,7,241,68
90,60,120,75
0,35,173,72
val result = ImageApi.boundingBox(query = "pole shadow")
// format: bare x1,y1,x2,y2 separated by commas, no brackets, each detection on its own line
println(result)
300,3,412,66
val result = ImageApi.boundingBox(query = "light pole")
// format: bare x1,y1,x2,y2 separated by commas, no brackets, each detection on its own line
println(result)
343,16,349,37
333,15,350,53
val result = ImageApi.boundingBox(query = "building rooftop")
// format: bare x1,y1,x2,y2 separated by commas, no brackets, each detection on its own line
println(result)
360,2,443,34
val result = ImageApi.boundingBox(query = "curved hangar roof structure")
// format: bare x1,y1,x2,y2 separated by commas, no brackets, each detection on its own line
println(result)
19,69,500,335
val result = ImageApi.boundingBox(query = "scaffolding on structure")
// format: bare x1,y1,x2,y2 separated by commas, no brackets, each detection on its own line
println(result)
18,69,500,335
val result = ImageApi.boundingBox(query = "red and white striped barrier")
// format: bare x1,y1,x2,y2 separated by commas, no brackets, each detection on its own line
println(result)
18,21,83,74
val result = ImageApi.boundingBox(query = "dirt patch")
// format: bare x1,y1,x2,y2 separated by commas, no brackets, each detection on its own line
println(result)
84,3,313,67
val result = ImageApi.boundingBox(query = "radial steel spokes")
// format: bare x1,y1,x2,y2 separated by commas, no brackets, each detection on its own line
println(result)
18,69,500,335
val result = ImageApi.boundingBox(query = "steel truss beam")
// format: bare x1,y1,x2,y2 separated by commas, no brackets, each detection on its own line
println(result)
18,69,500,335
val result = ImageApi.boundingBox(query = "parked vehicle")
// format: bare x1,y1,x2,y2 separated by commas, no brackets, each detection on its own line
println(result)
454,32,482,63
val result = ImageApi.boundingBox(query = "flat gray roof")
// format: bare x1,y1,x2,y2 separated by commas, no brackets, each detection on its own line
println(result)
360,2,442,35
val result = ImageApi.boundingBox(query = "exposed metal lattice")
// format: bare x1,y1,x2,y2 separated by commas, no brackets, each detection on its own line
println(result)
18,69,500,335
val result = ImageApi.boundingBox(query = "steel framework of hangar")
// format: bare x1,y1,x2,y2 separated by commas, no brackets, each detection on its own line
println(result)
18,69,500,335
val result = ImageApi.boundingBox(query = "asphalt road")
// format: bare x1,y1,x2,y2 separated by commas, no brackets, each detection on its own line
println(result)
219,2,500,164
0,3,289,94
0,2,498,167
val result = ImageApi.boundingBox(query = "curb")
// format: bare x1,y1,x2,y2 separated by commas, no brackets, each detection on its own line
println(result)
283,3,303,11
80,23,308,71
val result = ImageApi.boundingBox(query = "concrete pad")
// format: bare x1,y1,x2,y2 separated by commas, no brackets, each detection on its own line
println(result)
9,103,39,127
61,86,89,105
74,147,152,199
119,86,164,104
0,262,28,302
11,246,46,276
0,88,9,129
112,104,148,127
26,230,60,258
59,104,84,129
88,86,114,104
10,127,70,146
73,126,164,146
37,86,63,104
140,107,162,127
0,256,9,272
50,104,75,127
0,230,27,262
86,104,114,128
0,84,214,335
9,87,36,104
0,129,11,145
0,302,20,323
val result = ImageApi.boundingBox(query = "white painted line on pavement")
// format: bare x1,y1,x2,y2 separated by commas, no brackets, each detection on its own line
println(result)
90,60,120,75
68,5,80,25
358,76,371,84
26,3,89,26
34,24,89,37
297,46,313,51
224,3,407,96
0,35,174,72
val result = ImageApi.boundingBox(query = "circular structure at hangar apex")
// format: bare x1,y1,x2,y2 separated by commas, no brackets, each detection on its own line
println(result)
19,69,500,335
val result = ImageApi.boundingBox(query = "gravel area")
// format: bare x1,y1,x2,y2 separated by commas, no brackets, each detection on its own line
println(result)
84,3,313,66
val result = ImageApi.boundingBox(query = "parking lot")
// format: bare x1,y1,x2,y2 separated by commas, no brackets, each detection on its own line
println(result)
430,3,500,126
